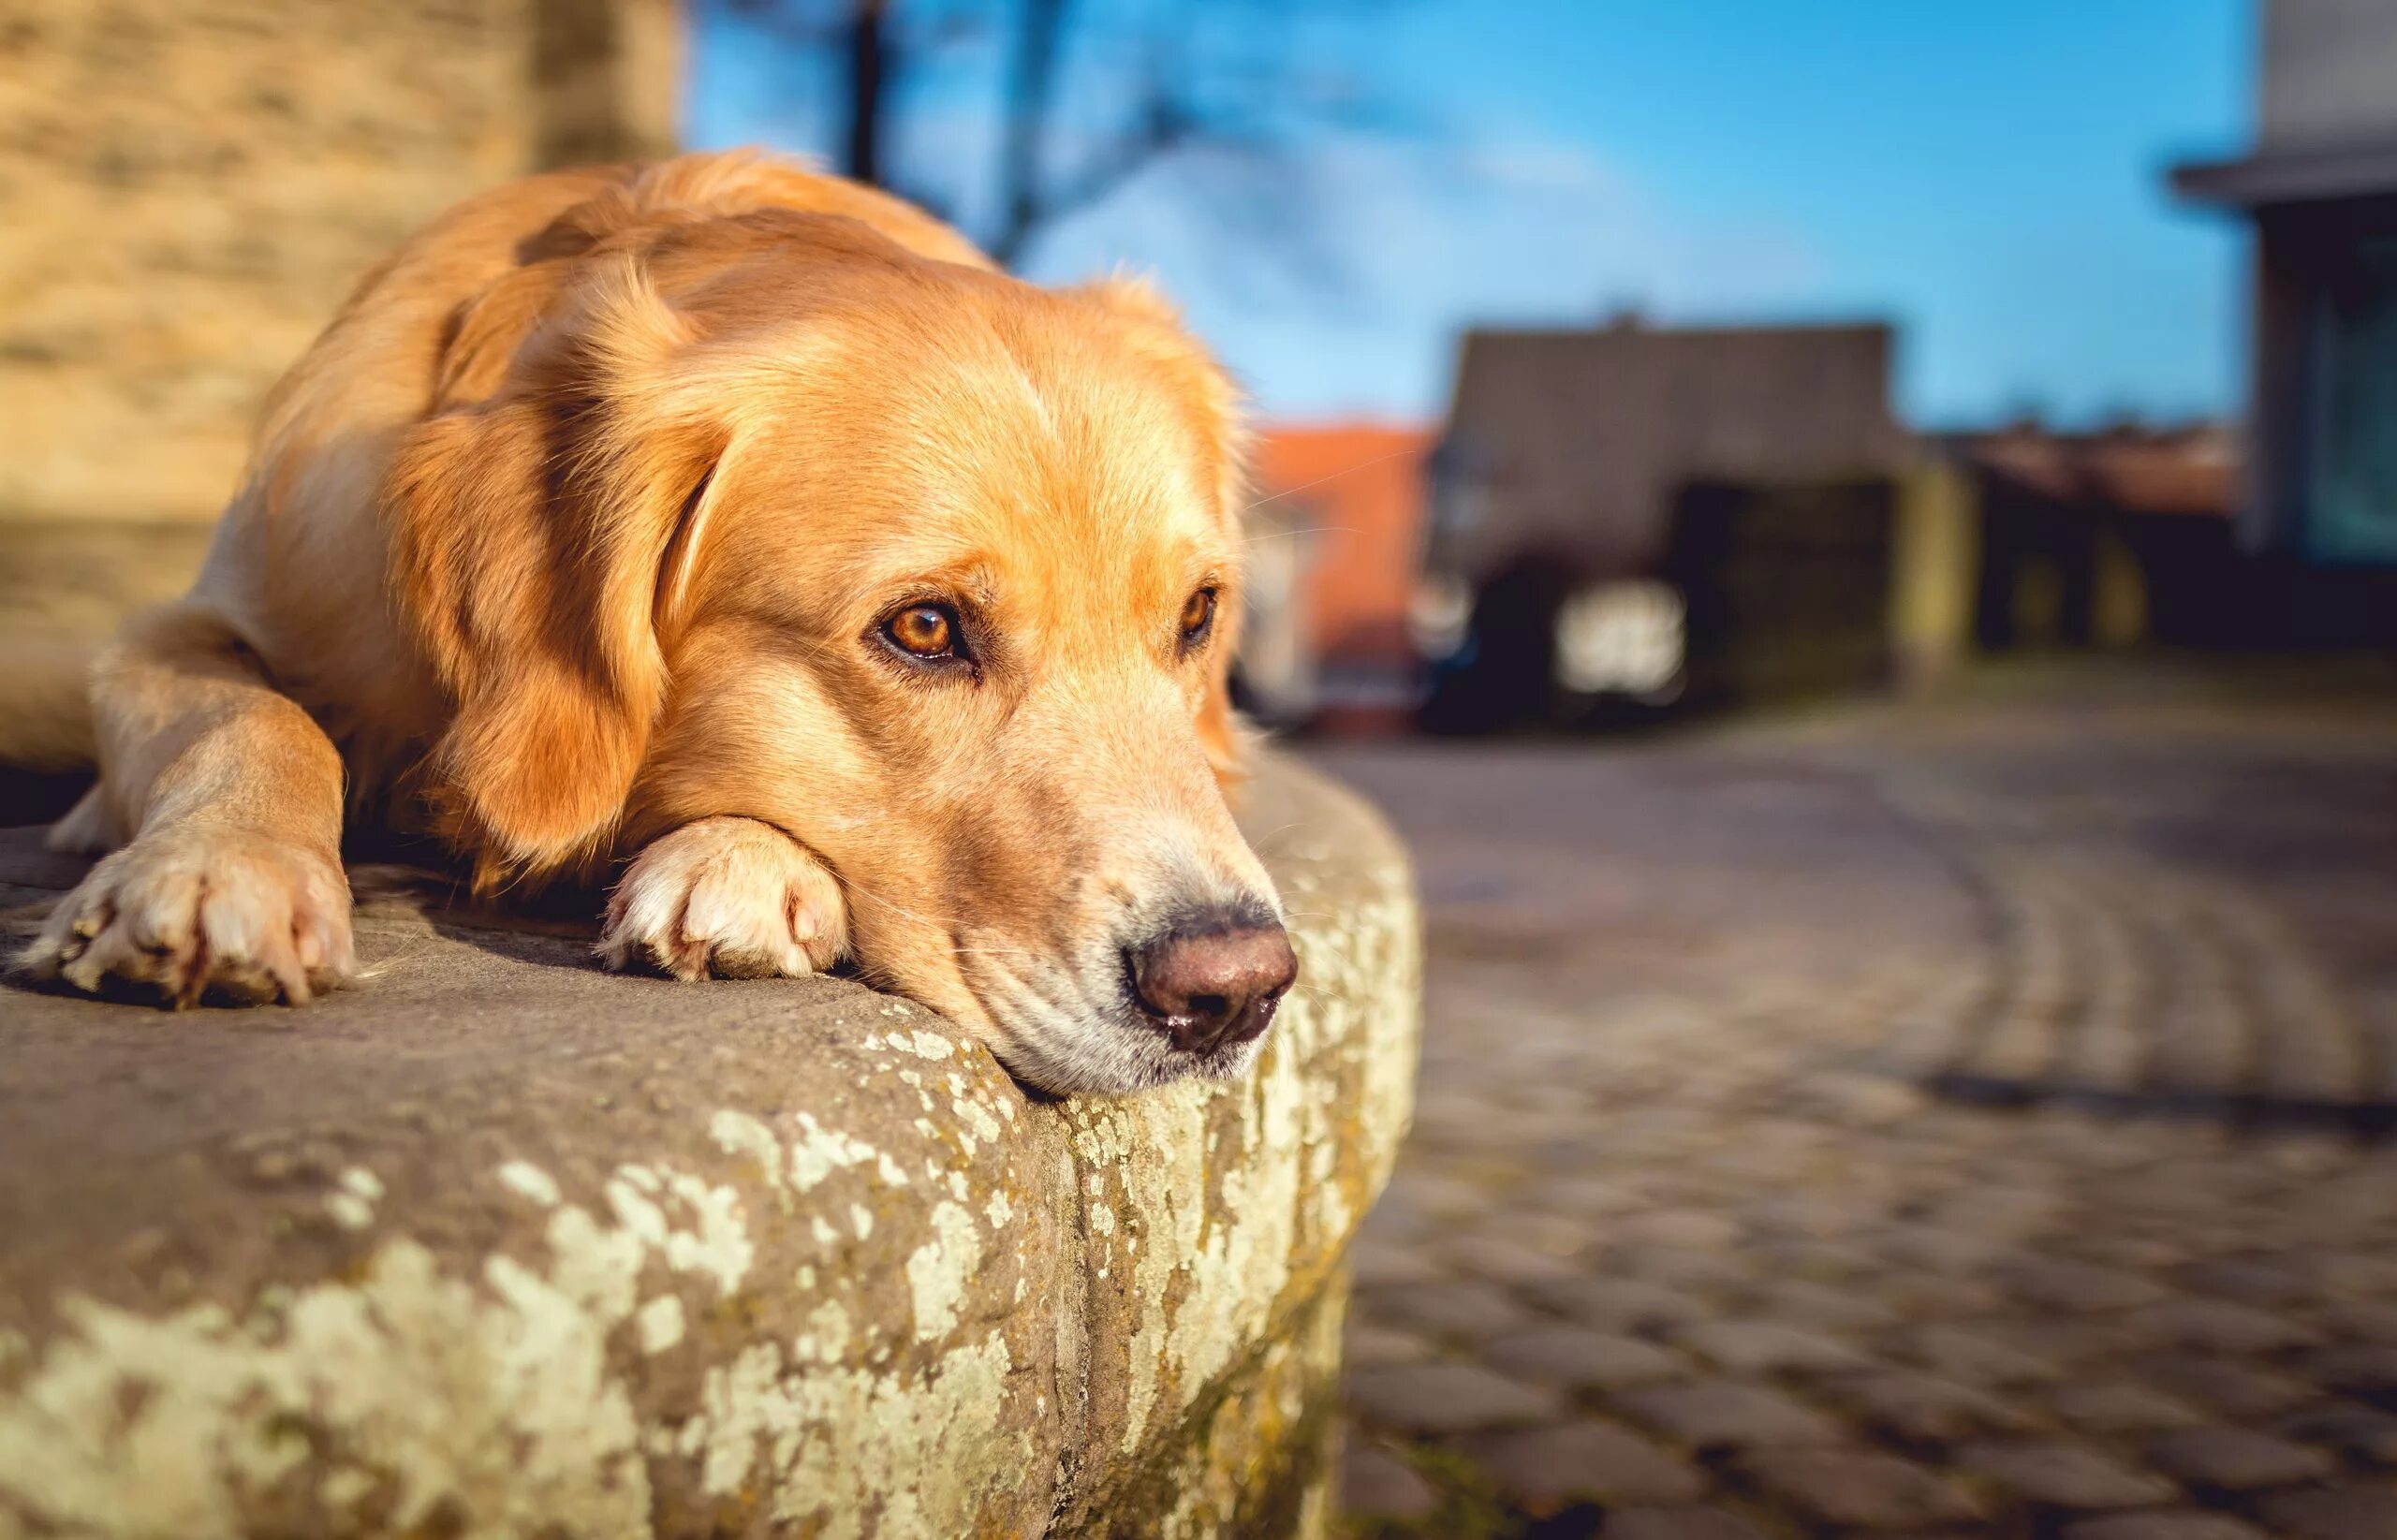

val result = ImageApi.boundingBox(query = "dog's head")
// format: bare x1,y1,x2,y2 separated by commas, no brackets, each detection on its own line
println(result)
389,207,1294,1093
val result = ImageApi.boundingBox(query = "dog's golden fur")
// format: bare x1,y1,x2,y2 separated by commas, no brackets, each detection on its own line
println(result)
15,151,1283,1093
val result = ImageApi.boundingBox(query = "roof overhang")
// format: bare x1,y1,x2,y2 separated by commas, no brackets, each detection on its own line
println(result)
2172,142,2397,209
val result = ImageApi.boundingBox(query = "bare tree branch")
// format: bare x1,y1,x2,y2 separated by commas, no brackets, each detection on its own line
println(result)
989,0,1066,265
843,0,892,183
695,0,1420,277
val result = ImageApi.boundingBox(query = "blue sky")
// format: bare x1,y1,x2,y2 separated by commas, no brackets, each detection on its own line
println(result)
690,1,2251,430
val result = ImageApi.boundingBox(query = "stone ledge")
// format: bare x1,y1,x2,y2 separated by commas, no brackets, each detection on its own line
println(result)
0,755,1420,1540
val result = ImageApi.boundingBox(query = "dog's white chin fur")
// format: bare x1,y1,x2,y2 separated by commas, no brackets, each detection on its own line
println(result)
990,1013,1272,1098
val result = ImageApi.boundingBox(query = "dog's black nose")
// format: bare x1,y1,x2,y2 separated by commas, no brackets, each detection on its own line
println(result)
1127,910,1299,1056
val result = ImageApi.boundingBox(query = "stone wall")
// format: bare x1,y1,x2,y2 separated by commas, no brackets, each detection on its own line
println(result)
0,755,1422,1538
0,0,679,525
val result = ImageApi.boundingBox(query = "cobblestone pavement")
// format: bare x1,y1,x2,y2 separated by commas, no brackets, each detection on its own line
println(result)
1306,662,2397,1540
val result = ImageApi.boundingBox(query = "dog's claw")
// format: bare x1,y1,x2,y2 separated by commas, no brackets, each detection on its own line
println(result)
18,830,354,1008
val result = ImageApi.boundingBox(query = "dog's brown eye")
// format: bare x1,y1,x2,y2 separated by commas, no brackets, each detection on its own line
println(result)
886,605,957,659
1180,587,1217,647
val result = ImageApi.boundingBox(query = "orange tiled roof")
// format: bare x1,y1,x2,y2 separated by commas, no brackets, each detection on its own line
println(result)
1250,423,1434,669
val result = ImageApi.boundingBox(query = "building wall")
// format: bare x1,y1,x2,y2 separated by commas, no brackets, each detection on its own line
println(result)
1433,323,1910,592
1888,458,1979,693
0,0,679,525
2260,0,2397,151
1256,428,1430,662
1666,478,1898,708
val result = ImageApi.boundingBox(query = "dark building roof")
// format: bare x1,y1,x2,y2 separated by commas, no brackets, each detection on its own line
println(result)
1432,320,1913,582
1947,424,2240,520
2173,142,2397,209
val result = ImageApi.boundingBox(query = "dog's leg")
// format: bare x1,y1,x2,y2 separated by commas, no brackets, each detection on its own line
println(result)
598,816,849,981
18,605,355,1005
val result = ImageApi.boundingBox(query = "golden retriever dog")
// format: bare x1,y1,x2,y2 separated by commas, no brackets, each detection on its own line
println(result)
12,150,1297,1095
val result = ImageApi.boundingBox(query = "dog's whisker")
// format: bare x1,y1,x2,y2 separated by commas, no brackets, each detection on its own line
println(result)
1243,523,1356,544
1241,445,1422,513
838,884,1048,961
838,879,979,933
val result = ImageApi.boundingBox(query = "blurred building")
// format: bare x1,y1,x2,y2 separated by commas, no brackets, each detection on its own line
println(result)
0,0,681,527
1239,424,1433,733
2174,0,2397,637
1944,421,2247,651
1419,317,1919,728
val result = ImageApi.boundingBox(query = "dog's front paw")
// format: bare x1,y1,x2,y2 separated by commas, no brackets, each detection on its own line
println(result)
599,817,848,981
18,828,356,1006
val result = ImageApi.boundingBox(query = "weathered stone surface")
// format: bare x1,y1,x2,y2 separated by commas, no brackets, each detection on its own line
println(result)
1349,1238,1448,1290
1894,1323,2065,1386
1336,1439,1437,1522
2131,1357,2312,1418
1603,1506,1769,1540
1360,1278,1533,1343
2046,1380,2204,1434
2139,1298,2321,1355
1743,1277,1901,1333
1734,1446,1981,1529
1610,1380,1843,1452
2140,1426,2333,1491
1436,1233,1580,1284
2064,1514,2270,1540
1992,1255,2167,1313
0,755,1421,1539
2296,1341,2397,1396
1815,1369,2031,1443
1346,1324,1437,1368
1670,1319,1867,1377
2254,1487,2397,1540
1481,1327,1684,1391
1522,1277,1706,1334
2277,1399,2397,1463
1343,1362,1557,1435
1955,1441,2177,1511
2175,1257,2311,1307
1462,1422,1705,1509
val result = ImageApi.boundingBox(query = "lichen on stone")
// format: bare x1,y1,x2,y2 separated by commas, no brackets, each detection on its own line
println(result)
0,758,1419,1540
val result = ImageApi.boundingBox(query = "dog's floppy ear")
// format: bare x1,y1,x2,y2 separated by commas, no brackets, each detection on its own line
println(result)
387,257,725,885
1078,274,1255,791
